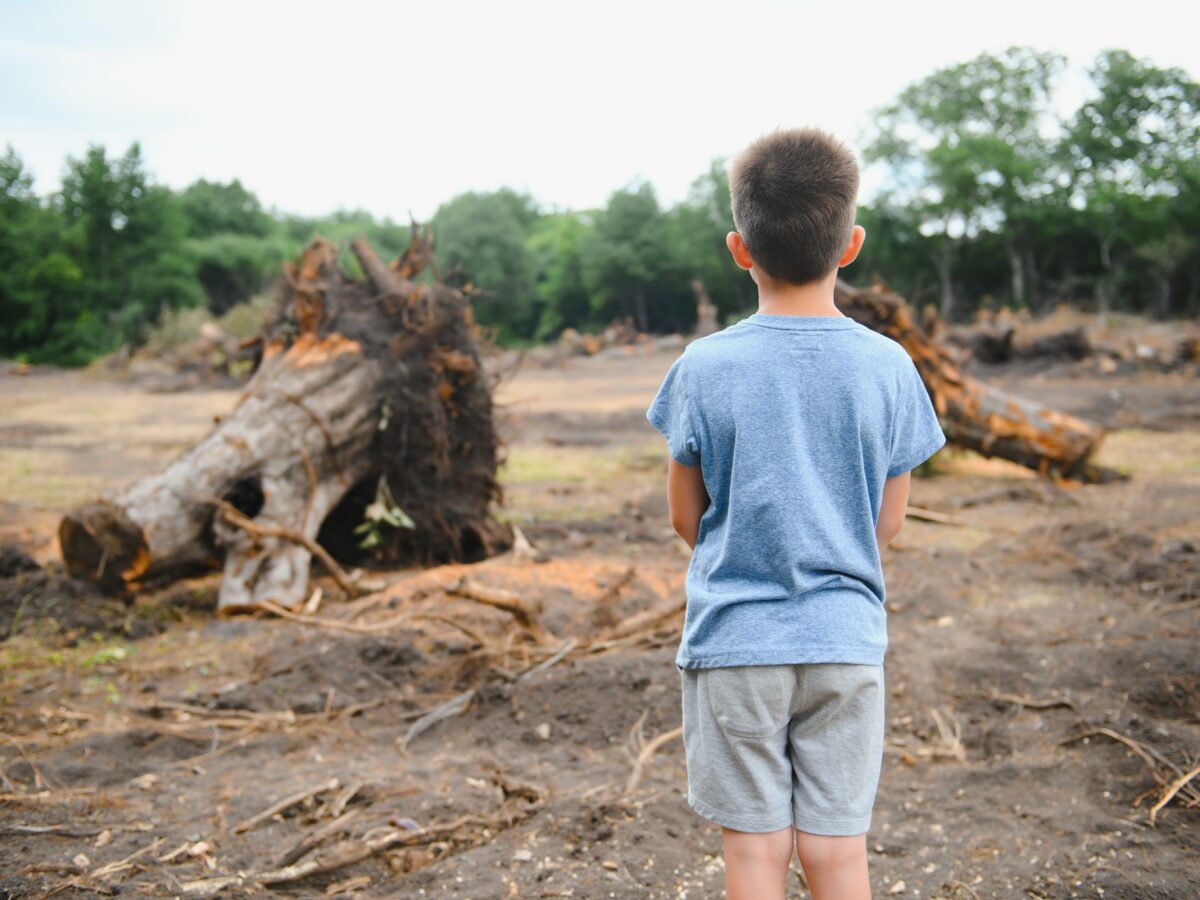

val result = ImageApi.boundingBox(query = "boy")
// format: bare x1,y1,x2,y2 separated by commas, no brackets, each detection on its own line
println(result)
646,128,946,900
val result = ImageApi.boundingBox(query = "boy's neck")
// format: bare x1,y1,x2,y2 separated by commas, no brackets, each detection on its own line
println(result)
754,270,844,317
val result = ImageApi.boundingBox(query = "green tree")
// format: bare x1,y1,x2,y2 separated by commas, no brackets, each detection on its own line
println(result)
0,146,84,359
581,181,693,333
528,210,592,339
865,47,1065,318
665,160,754,322
1063,49,1200,316
59,143,202,351
431,189,540,342
180,178,272,238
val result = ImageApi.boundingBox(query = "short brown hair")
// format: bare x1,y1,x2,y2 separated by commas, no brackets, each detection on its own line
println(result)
729,128,859,286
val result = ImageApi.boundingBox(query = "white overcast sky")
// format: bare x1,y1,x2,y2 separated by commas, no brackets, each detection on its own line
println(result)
1,0,1196,220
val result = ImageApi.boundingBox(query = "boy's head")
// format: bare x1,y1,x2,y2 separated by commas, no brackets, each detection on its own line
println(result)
727,128,863,287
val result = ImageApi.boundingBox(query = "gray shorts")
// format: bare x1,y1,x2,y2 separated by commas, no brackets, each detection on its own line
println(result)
678,663,885,836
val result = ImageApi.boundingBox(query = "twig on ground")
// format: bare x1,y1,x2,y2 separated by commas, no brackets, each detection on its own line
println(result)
906,505,1008,531
622,709,683,795
408,613,488,647
233,777,341,835
397,688,477,753
210,497,358,600
302,585,323,615
184,807,538,892
1060,726,1200,818
982,690,1076,710
509,522,545,562
1,735,48,789
600,598,684,642
596,567,636,605
1,824,104,837
256,598,412,634
90,836,166,878
446,576,555,645
321,780,364,819
274,808,361,868
926,710,964,763
1149,764,1200,825
515,637,579,683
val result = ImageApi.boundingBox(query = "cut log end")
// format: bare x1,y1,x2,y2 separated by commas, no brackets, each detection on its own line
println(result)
58,501,151,593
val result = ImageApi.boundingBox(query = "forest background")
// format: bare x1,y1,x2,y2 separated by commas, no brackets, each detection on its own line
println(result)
2,46,1198,365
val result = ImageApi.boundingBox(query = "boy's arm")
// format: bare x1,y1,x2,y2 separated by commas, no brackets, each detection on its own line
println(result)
667,457,709,550
876,471,911,552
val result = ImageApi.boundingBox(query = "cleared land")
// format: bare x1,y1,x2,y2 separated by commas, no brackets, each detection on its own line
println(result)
1,347,1198,898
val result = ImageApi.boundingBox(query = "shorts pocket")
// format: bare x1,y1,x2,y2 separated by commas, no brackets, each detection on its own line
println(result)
704,665,791,739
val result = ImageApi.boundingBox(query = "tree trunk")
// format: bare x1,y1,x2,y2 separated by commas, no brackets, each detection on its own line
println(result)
633,286,649,334
59,234,510,608
1155,268,1172,319
691,279,719,337
1006,235,1026,308
1023,242,1042,313
835,281,1114,482
933,238,956,320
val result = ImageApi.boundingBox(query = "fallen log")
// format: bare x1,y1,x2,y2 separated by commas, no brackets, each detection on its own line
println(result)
835,281,1116,482
59,232,510,608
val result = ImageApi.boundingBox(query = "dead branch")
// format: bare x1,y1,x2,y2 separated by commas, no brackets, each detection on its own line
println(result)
1149,764,1200,825
980,690,1076,711
255,598,412,634
408,613,488,647
233,777,340,835
212,498,358,601
906,505,1010,532
446,576,555,645
1060,726,1200,818
397,688,478,753
622,709,683,795
90,836,166,878
515,637,579,683
602,598,685,642
274,807,361,868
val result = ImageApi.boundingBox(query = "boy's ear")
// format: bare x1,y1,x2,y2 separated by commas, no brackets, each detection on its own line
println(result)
838,224,866,268
726,231,755,271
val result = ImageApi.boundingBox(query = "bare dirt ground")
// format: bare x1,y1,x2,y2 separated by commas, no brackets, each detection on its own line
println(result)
1,348,1198,899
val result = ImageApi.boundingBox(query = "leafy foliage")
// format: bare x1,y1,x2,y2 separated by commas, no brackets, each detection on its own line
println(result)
2,47,1198,367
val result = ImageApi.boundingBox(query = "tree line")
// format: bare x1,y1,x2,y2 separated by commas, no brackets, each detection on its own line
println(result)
1,47,1196,366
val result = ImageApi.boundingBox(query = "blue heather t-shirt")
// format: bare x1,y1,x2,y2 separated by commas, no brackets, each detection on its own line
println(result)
647,312,947,670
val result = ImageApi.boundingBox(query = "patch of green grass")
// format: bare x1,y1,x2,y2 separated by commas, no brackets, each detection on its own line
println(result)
500,446,622,485
80,643,133,669
1096,428,1200,477
0,448,110,509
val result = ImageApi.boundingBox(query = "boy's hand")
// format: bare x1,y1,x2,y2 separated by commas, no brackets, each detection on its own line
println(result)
667,457,709,549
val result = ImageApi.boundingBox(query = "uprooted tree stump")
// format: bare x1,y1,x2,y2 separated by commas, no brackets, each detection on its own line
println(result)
59,232,510,610
836,281,1116,482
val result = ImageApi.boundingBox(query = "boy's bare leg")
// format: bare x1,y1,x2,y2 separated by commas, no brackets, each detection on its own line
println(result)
794,830,871,899
722,826,794,900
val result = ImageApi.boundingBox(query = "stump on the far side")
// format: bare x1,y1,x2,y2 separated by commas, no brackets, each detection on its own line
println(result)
836,280,1114,482
59,232,510,610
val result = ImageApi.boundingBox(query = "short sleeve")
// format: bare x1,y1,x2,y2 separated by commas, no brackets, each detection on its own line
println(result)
887,359,947,477
646,353,701,467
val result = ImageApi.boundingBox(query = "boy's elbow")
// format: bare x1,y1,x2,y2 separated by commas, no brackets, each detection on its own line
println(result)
877,512,905,547
670,513,693,542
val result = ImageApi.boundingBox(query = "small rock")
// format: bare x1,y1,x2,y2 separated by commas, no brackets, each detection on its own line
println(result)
889,880,907,894
512,849,533,862
534,722,552,740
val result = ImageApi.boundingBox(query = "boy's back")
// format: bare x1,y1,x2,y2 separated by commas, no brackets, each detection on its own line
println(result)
649,310,944,670
648,126,946,899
